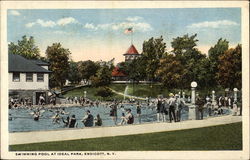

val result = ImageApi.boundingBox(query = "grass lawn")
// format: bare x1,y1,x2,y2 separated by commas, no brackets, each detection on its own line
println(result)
63,84,191,100
62,86,124,100
62,83,228,101
9,122,242,151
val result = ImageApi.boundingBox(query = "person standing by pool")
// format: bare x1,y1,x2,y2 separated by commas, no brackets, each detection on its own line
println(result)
218,96,224,115
109,103,118,125
136,102,142,124
39,94,45,105
167,93,176,123
196,96,205,120
156,97,164,122
162,99,168,122
82,110,94,127
126,109,134,124
94,114,102,126
175,94,185,122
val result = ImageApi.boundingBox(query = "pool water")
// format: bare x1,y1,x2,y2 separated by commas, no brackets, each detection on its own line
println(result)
9,104,230,132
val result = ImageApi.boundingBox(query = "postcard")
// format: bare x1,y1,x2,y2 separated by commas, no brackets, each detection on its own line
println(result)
1,1,249,159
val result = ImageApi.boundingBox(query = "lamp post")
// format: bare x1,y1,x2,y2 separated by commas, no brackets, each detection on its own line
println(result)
233,88,238,102
212,90,215,103
191,81,197,104
84,91,87,98
183,92,185,99
188,81,198,120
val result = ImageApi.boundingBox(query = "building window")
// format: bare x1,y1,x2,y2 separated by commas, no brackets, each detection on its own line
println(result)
37,73,44,82
13,72,20,82
26,73,33,82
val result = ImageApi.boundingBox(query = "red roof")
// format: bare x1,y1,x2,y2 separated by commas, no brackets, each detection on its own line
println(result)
111,67,126,77
123,44,139,55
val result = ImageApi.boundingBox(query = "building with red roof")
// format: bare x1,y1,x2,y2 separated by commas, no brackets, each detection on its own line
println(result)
111,66,127,81
123,44,141,62
111,44,141,81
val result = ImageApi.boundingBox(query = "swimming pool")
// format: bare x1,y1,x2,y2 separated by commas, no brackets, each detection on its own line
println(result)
9,104,229,132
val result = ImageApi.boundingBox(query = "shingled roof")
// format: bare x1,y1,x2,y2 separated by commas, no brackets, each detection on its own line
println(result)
111,66,126,77
30,59,49,66
123,44,139,55
9,54,51,73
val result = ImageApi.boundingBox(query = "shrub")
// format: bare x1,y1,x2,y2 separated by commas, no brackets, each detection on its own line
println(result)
95,87,113,98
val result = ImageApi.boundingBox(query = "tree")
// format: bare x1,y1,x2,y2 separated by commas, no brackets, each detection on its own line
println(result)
68,61,81,84
127,56,147,82
142,36,167,81
170,34,206,88
116,61,129,75
171,34,198,57
171,34,205,62
46,43,71,88
195,57,214,90
217,44,242,89
90,64,112,87
8,35,41,59
156,54,184,89
78,60,99,83
208,38,229,65
208,38,229,87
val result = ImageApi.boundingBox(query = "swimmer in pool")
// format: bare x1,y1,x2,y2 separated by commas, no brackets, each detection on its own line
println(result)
52,112,61,124
33,111,40,121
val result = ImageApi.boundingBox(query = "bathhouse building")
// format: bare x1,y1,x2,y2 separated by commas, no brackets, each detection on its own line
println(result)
8,54,51,105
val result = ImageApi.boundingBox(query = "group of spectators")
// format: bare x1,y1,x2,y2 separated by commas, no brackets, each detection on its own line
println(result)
154,93,186,123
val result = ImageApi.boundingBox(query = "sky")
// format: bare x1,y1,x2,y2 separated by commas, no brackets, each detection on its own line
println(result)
7,8,241,63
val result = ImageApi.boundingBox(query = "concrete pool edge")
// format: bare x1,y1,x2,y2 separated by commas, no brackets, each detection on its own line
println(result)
9,115,242,145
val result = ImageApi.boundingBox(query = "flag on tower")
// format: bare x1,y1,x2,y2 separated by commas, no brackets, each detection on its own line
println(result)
124,27,133,34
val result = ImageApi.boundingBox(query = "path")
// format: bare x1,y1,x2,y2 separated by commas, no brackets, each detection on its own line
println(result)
108,87,147,100
9,115,241,145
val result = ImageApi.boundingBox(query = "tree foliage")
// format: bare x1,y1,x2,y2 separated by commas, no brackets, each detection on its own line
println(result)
78,60,99,82
208,38,229,64
171,34,198,56
8,35,40,59
217,44,242,89
46,43,71,88
90,64,112,87
68,61,81,84
170,34,206,88
156,54,184,89
142,36,167,81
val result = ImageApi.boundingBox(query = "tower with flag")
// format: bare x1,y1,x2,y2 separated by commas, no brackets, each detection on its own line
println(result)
123,27,141,62
123,44,140,62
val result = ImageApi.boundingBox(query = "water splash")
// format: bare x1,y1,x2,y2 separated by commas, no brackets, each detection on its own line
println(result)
124,85,129,100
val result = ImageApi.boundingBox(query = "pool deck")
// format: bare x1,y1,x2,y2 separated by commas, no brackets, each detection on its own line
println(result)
9,115,242,145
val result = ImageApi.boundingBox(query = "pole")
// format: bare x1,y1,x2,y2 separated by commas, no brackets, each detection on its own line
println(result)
191,88,196,104
212,90,215,103
131,31,133,45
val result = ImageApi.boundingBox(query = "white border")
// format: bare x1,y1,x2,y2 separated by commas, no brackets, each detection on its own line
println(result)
1,1,249,159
